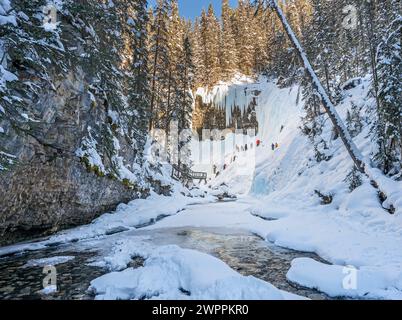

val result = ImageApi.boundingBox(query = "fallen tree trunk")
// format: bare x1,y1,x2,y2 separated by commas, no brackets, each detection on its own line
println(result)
266,0,396,214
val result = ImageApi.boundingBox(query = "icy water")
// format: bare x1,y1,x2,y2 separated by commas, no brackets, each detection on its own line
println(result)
0,225,329,300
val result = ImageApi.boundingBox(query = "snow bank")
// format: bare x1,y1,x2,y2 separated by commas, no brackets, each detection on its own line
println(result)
0,0,16,26
366,167,402,216
90,243,302,300
0,65,18,92
287,258,402,300
142,199,274,237
22,256,75,268
39,285,58,295
48,192,213,244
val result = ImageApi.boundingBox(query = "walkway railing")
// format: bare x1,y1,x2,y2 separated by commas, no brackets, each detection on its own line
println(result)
172,164,207,185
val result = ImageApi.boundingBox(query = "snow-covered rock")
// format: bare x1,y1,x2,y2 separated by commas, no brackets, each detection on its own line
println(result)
287,258,402,300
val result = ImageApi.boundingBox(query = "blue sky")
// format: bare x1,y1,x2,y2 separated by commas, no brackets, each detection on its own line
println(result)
148,0,238,20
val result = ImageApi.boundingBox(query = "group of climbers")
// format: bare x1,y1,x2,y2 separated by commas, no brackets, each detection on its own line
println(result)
213,154,238,177
214,137,280,177
256,139,279,151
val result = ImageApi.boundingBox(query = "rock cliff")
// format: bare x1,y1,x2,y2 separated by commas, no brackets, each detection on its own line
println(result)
0,1,164,245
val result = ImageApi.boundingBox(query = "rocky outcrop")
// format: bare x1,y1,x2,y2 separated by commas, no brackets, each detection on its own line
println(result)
0,1,169,245
0,70,147,245
0,157,140,245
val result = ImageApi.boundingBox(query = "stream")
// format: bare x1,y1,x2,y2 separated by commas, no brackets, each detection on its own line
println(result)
0,223,330,300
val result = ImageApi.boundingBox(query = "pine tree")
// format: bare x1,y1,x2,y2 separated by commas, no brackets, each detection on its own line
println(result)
375,16,402,176
0,0,66,170
149,0,171,130
200,5,221,87
1,0,154,183
346,103,363,138
261,1,293,78
191,18,205,88
220,0,238,80
176,35,195,166
345,166,363,192
126,0,151,159
300,75,331,162
163,0,182,133
252,2,270,75
308,0,339,95
233,0,254,76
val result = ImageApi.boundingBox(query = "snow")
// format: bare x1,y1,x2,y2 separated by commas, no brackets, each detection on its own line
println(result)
75,126,106,173
287,258,402,299
0,241,48,258
365,167,402,215
90,242,303,300
127,190,402,300
22,256,75,268
107,109,119,124
43,21,60,32
0,66,17,83
0,65,18,92
39,285,58,295
42,1,64,31
0,0,16,26
143,200,271,235
0,152,15,170
269,0,347,139
191,131,256,192
192,76,300,194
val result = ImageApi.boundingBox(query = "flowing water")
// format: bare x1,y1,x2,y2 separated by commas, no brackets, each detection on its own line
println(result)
0,224,329,300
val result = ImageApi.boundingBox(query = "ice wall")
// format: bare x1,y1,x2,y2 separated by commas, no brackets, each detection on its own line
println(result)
191,75,304,188
196,75,257,126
